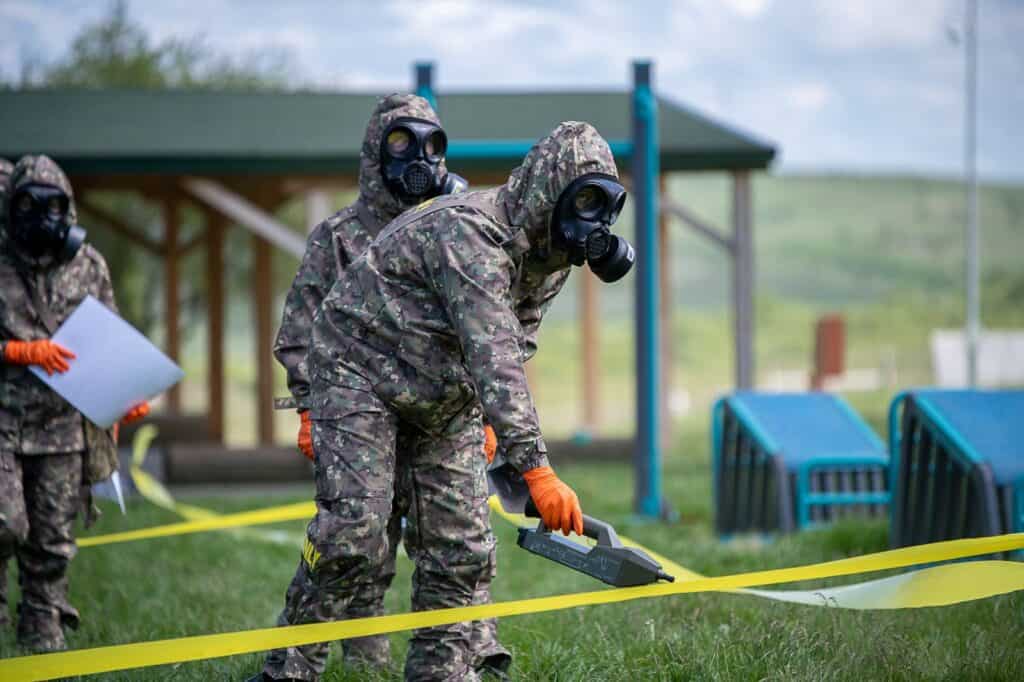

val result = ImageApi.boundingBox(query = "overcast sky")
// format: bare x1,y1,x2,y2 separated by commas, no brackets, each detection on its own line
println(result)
2,0,1022,181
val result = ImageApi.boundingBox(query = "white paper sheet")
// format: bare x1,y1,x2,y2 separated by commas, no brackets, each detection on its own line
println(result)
29,295,184,428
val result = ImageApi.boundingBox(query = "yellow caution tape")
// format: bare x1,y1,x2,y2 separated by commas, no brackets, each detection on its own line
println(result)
77,501,315,548
80,425,308,548
4,533,1024,681
27,428,1018,680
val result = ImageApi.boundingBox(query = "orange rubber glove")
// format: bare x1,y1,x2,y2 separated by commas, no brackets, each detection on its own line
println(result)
113,401,151,444
522,465,583,536
121,401,150,424
483,424,497,464
297,410,314,461
4,339,76,375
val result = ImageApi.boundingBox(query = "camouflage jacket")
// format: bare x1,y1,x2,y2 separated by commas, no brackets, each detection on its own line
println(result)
273,94,444,411
0,155,118,455
308,122,617,473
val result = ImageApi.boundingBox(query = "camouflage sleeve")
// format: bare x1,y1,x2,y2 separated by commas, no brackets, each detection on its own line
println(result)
515,268,570,362
433,213,550,473
273,220,336,411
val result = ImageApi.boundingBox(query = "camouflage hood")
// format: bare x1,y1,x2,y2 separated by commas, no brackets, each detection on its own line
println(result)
498,121,618,257
358,93,445,226
2,155,78,268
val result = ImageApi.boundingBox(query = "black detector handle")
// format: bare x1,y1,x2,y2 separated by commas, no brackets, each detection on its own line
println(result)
524,498,621,546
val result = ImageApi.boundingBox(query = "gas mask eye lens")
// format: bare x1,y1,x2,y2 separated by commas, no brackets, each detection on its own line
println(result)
17,195,32,214
47,197,62,216
386,129,413,157
424,131,446,161
573,186,604,219
614,193,626,215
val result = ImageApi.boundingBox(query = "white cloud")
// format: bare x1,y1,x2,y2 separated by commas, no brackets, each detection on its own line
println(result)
788,81,831,112
810,0,949,52
721,0,772,19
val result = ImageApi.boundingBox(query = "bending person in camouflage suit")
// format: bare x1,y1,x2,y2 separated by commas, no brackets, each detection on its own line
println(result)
256,122,630,681
271,93,509,674
0,155,147,651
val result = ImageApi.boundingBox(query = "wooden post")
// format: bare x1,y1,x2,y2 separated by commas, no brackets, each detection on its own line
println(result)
659,175,672,439
163,198,181,413
206,212,226,442
580,269,599,433
732,171,754,388
253,234,275,445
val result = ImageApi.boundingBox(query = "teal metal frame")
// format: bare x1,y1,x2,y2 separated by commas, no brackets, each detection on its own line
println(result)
632,60,668,519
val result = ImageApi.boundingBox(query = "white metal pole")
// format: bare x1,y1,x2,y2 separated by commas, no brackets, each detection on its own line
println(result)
965,0,980,387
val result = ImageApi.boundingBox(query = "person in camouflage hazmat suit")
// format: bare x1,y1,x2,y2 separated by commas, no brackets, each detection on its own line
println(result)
258,121,620,681
0,155,147,651
271,93,510,674
0,156,16,629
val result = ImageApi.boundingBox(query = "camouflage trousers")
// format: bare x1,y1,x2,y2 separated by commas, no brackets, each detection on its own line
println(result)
262,383,499,681
285,435,508,674
0,450,82,649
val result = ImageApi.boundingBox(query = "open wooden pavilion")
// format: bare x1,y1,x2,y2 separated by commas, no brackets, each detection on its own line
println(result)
0,64,775,484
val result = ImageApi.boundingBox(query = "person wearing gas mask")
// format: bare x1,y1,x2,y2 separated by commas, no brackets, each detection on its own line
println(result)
270,93,510,675
0,155,148,651
253,121,633,681
0,156,18,631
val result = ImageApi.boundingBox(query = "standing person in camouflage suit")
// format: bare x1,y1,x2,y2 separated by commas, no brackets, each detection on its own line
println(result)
255,121,632,681
0,156,16,630
0,155,148,651
270,93,509,675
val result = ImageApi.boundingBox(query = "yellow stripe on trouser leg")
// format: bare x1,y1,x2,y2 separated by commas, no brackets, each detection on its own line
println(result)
3,534,1024,681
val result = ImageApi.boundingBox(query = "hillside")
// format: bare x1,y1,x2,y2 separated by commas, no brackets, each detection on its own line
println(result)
173,173,1023,444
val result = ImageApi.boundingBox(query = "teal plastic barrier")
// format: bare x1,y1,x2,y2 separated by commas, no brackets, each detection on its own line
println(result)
713,392,889,536
889,389,1024,549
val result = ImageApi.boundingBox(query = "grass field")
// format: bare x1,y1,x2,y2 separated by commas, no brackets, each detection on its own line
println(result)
2,416,1022,680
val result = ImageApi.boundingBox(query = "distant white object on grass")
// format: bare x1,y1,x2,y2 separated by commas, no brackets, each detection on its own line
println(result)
761,368,891,393
931,330,1024,387
28,295,184,428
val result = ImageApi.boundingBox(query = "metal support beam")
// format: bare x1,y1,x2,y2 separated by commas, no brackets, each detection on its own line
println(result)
964,0,980,386
732,171,755,388
205,211,226,443
304,190,333,234
632,60,669,519
253,234,275,445
181,178,305,258
659,176,671,444
163,199,181,412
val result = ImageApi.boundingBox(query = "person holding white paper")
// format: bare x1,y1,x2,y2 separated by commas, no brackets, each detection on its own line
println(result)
0,155,148,652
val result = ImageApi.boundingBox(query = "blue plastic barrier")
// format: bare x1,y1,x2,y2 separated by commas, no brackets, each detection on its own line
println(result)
713,392,889,536
889,389,1024,548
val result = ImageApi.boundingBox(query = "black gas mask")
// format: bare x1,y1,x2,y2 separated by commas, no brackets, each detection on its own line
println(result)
550,173,634,283
8,184,86,263
380,117,464,204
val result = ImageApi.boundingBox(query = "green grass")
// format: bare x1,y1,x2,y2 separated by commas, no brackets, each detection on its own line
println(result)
2,417,1022,680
